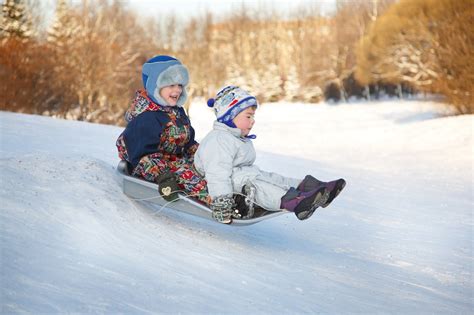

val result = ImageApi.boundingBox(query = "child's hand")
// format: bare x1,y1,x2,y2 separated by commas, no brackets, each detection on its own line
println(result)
156,171,180,202
210,195,235,224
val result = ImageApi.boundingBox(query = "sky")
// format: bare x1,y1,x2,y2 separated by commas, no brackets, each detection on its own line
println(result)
1,99,472,312
40,0,336,29
43,0,335,19
126,0,336,19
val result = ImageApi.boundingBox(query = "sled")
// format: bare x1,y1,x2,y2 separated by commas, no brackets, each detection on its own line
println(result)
116,160,286,226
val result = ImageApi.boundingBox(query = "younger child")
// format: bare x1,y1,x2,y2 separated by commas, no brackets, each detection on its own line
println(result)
194,86,346,224
116,55,209,204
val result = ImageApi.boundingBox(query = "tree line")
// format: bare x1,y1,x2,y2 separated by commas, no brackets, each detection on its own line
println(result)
1,0,472,125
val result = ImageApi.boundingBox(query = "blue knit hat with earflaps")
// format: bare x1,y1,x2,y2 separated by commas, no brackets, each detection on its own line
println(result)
142,55,189,107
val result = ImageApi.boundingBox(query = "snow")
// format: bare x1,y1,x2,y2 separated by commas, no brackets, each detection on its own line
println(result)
1,100,473,313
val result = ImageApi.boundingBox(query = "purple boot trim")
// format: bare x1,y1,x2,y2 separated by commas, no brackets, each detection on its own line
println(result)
297,175,323,192
298,175,346,208
280,187,329,220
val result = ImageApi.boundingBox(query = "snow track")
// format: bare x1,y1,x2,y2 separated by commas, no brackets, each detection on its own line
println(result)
1,101,472,313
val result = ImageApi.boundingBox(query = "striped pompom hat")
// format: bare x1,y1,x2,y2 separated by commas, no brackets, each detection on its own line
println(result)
207,86,258,127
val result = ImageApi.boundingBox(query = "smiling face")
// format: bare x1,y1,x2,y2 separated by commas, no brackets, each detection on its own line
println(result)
233,106,256,137
159,84,183,106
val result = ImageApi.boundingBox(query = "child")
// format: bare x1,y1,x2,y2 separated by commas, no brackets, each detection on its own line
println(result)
194,86,346,223
116,55,209,204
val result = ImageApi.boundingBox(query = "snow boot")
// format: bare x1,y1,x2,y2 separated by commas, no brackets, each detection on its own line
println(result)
280,187,329,220
298,175,346,208
156,171,180,202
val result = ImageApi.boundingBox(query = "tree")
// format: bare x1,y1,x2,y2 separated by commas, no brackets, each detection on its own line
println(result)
0,0,56,114
428,0,474,114
47,0,77,46
180,13,215,111
45,0,145,122
356,0,473,113
46,0,80,116
283,66,300,101
1,0,32,40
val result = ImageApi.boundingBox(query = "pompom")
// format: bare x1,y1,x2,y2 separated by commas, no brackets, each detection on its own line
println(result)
207,98,215,107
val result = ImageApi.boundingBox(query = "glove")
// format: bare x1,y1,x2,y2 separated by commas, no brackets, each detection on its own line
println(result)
156,171,180,202
210,195,235,224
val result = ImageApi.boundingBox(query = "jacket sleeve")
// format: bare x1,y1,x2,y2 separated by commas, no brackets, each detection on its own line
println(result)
198,134,236,199
185,142,199,162
123,111,164,168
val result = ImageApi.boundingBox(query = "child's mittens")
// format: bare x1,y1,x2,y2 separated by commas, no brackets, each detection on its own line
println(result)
156,171,180,202
210,195,235,224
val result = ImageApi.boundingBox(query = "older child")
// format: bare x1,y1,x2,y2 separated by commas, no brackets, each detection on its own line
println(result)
194,86,345,224
116,55,209,204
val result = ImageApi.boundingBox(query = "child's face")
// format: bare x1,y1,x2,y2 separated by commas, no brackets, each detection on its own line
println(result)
233,106,256,137
159,84,183,106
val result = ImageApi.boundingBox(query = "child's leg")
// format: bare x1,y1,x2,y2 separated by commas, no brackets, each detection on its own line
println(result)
132,154,210,204
232,166,301,211
132,154,168,182
257,169,301,190
172,160,210,204
253,171,300,210
250,180,288,210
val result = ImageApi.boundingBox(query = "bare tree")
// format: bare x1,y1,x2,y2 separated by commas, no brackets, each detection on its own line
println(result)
428,0,474,114
355,0,472,113
45,0,146,123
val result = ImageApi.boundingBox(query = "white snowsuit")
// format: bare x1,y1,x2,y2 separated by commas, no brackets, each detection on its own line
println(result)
194,121,301,211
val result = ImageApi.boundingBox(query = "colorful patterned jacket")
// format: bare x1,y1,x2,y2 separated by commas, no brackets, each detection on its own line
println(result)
116,89,198,169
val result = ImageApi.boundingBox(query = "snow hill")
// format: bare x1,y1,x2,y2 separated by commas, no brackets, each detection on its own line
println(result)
1,100,472,313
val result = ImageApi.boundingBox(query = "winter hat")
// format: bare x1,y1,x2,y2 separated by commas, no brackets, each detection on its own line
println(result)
207,86,258,127
142,55,189,106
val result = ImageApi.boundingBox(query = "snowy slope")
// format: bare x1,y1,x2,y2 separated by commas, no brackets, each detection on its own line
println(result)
1,100,472,313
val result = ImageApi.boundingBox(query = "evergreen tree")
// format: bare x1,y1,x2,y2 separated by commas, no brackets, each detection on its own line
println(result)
1,0,32,40
46,0,84,117
283,66,300,101
47,0,77,47
225,63,249,91
259,64,283,102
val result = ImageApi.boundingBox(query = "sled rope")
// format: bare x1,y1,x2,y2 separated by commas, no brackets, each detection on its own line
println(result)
127,189,186,202
156,191,202,213
130,190,282,213
155,191,282,214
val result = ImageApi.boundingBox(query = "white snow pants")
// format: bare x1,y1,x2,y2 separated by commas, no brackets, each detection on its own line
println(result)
231,165,301,211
